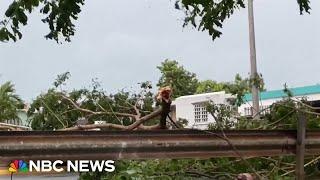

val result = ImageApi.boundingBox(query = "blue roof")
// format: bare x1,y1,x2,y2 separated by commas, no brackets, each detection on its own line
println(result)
244,84,320,102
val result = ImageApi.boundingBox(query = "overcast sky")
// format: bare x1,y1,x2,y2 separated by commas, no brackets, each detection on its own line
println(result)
0,0,319,101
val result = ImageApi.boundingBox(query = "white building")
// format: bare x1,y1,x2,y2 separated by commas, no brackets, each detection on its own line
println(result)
4,109,29,126
172,91,235,129
1,105,31,130
239,85,320,117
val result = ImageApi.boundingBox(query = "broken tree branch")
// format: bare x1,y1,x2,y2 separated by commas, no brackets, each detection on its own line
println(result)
60,94,138,119
60,107,162,131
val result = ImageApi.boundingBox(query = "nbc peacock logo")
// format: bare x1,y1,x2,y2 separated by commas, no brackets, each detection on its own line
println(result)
8,160,29,173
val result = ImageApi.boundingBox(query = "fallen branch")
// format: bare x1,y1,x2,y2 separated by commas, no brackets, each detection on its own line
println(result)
59,87,173,131
0,122,31,131
60,94,137,119
60,106,163,131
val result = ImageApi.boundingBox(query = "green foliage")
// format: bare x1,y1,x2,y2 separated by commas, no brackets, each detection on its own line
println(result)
224,74,252,106
176,0,311,40
29,72,155,130
0,81,24,122
80,156,306,179
207,102,235,130
0,0,312,42
1,0,85,43
249,73,265,91
297,0,312,14
53,71,71,88
80,159,237,180
29,88,68,130
175,0,245,41
159,60,263,107
197,74,263,106
196,80,224,94
157,59,198,98
265,100,320,130
248,85,320,130
156,59,266,108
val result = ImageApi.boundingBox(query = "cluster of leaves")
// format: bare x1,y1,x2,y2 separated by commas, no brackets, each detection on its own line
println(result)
0,0,312,42
0,0,85,42
264,100,320,130
0,81,24,122
197,74,265,106
175,0,246,41
298,0,312,15
80,158,246,180
157,59,198,98
249,73,264,91
196,80,225,93
175,0,311,41
158,60,256,105
206,102,236,130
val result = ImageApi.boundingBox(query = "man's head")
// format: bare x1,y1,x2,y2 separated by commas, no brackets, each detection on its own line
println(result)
156,86,172,103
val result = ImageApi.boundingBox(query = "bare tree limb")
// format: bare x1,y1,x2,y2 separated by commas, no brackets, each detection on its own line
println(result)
0,123,30,131
60,107,163,131
60,94,138,119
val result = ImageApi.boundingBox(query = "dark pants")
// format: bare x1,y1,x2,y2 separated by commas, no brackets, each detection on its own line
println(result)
160,101,171,129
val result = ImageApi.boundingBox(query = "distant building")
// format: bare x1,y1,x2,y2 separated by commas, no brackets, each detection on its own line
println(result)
172,91,235,129
239,85,320,117
171,85,320,129
3,104,30,128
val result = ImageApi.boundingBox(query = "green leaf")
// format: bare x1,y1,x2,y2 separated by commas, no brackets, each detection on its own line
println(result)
12,18,19,27
0,28,9,41
42,3,50,14
16,9,28,25
5,2,17,17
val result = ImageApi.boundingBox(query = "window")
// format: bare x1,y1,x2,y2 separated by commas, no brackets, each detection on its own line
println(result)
260,105,270,115
194,103,208,123
244,107,253,116
244,105,270,116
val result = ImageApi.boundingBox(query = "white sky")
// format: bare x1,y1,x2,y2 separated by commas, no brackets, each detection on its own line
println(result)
0,0,319,101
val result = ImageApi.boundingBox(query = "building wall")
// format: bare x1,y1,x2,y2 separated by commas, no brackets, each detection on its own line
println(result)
4,110,29,126
238,93,320,116
238,98,281,117
173,91,234,130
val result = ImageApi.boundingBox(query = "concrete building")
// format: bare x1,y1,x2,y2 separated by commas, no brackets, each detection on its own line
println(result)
171,85,320,129
172,91,235,129
4,109,29,126
2,104,31,130
239,85,320,117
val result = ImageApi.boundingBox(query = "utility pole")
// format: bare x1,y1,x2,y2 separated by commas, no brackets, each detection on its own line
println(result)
248,0,260,119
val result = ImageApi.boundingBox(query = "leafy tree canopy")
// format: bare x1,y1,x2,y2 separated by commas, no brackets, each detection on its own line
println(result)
175,0,312,40
0,0,84,43
196,80,225,93
28,73,155,130
197,74,265,106
0,0,312,42
157,59,198,98
0,81,24,122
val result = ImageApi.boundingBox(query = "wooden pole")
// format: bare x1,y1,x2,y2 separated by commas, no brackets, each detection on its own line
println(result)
296,113,306,179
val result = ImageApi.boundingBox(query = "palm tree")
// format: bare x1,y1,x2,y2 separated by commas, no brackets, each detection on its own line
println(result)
0,81,23,122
